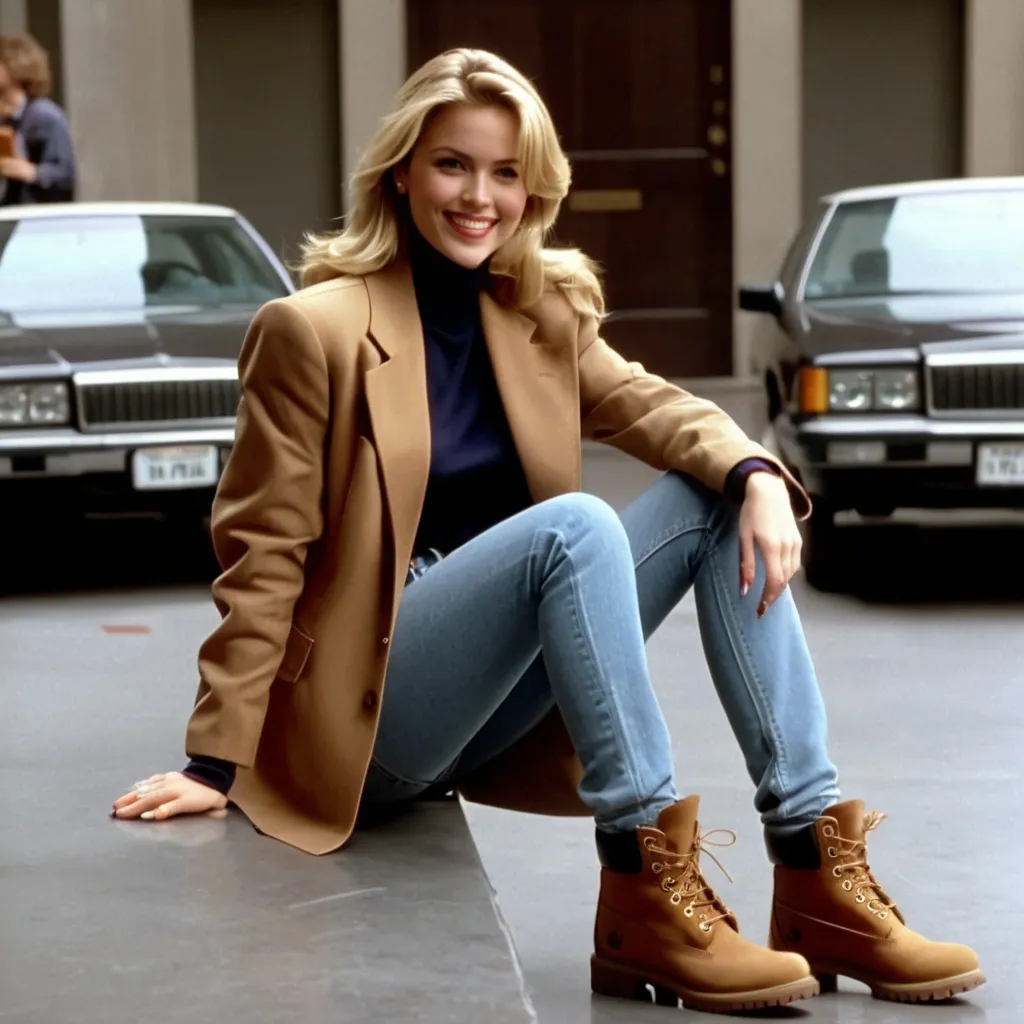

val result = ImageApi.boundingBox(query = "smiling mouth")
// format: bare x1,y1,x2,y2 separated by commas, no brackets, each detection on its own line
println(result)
443,212,498,238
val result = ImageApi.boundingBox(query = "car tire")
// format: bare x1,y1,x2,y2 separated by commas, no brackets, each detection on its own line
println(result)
802,498,839,592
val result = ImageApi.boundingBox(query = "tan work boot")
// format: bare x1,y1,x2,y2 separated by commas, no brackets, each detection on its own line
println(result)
769,800,985,1002
591,796,818,1014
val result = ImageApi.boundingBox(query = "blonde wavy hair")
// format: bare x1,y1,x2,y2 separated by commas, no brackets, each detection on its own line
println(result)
0,33,52,99
300,48,604,319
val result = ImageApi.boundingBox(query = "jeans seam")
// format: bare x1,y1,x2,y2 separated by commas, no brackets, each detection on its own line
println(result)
545,514,648,818
705,540,792,817
633,517,709,572
369,753,460,787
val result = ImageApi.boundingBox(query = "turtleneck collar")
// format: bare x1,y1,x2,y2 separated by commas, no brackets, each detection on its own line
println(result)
407,222,490,332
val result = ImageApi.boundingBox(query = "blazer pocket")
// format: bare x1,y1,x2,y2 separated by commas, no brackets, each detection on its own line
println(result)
277,624,314,684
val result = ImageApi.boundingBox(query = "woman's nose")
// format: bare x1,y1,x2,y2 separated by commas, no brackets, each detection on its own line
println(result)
461,173,491,208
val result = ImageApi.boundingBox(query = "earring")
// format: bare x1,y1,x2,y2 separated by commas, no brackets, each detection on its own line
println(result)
396,182,406,194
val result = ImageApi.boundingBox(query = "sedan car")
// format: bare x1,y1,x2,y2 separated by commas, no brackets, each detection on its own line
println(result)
740,177,1024,586
0,202,292,530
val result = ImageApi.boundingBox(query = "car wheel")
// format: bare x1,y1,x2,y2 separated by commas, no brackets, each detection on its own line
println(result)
802,498,839,592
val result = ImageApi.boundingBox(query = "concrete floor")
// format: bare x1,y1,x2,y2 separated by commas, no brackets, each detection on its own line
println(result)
469,441,1023,1023
2,387,1020,1022
1,561,534,1023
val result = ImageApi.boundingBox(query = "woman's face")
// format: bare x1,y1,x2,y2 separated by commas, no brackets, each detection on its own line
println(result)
397,103,529,268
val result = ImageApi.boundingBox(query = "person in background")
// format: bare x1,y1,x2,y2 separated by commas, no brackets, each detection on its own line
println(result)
0,32,75,205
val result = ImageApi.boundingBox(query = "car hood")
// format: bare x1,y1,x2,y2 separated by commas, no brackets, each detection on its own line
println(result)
795,293,1024,357
0,305,253,376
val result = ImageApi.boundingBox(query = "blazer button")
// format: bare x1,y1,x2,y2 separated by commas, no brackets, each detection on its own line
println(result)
363,690,378,711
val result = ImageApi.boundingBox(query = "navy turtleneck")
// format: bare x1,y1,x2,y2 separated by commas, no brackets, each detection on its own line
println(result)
408,225,533,556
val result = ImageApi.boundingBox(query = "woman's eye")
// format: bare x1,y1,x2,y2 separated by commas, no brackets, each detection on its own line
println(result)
436,157,462,171
496,167,519,180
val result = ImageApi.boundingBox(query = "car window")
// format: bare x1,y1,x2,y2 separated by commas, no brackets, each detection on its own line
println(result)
804,191,1024,299
778,213,823,289
0,213,289,313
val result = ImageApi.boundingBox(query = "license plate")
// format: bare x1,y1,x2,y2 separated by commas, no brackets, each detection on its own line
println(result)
976,443,1024,486
132,445,219,491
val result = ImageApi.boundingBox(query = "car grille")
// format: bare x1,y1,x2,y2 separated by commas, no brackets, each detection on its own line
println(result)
76,376,241,430
928,361,1024,414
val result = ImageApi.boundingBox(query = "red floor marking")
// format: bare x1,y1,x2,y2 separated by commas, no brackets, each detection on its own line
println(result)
102,625,151,635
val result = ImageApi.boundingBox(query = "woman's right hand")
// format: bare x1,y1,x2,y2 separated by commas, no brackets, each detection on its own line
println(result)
112,772,228,821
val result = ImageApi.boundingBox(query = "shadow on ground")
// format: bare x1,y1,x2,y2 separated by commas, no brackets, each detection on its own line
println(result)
1,516,219,596
819,521,1024,604
3,513,1021,606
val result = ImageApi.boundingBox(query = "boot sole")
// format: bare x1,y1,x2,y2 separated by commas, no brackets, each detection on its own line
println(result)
591,955,820,1014
812,965,987,1002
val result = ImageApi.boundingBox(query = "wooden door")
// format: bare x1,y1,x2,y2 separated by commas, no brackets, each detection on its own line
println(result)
407,0,733,377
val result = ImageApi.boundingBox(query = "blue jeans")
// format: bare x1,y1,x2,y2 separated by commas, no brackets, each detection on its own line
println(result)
362,472,840,833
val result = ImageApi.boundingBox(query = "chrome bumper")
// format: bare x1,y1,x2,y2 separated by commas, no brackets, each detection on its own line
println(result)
788,414,1024,468
0,427,235,479
798,415,1024,439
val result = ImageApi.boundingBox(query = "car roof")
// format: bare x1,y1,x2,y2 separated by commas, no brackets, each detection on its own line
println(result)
0,201,239,222
822,176,1024,205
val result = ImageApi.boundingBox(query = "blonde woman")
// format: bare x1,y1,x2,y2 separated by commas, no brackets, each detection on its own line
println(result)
113,49,982,1013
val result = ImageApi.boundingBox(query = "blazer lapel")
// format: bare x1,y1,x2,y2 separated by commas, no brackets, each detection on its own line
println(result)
363,265,431,595
480,292,581,502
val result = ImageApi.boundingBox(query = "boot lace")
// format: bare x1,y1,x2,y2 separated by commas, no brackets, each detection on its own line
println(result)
642,828,737,933
823,810,894,919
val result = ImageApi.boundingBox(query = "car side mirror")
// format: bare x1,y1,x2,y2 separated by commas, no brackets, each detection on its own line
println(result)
738,282,785,318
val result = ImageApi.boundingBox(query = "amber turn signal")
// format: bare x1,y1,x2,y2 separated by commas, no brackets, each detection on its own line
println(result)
798,366,829,414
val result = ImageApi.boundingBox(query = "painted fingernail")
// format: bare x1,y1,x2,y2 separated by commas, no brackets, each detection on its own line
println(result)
741,582,750,597
141,811,156,820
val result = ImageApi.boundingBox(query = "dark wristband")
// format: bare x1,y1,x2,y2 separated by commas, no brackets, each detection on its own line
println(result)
724,458,781,503
182,755,236,795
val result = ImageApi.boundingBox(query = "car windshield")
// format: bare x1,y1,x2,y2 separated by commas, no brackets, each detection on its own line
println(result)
803,190,1024,300
0,213,290,313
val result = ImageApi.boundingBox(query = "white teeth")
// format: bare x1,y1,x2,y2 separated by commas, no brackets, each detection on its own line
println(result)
449,215,493,231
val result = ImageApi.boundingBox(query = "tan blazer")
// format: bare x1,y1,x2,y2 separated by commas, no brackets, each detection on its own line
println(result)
185,263,810,855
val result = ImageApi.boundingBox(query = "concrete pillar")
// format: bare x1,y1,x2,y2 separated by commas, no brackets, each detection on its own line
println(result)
732,0,803,378
59,0,196,201
964,0,1024,177
0,0,27,33
340,0,405,211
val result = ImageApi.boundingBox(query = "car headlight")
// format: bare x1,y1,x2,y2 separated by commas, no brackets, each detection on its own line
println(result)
828,370,874,412
803,367,920,413
0,383,71,426
873,368,918,410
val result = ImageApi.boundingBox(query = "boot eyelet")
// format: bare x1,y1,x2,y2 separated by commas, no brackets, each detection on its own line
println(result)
832,866,843,878
855,894,866,904
643,837,656,851
652,863,664,874
822,825,834,838
827,846,838,858
699,922,711,933
878,911,888,920
842,880,853,891
683,906,694,917
670,893,682,905
661,879,673,892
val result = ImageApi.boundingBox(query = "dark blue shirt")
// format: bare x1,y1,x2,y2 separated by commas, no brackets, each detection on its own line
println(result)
408,225,533,556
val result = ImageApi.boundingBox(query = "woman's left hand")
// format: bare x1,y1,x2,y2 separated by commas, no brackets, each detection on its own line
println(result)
738,472,802,618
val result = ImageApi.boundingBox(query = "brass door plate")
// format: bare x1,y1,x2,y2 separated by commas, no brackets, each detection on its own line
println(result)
567,189,643,213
